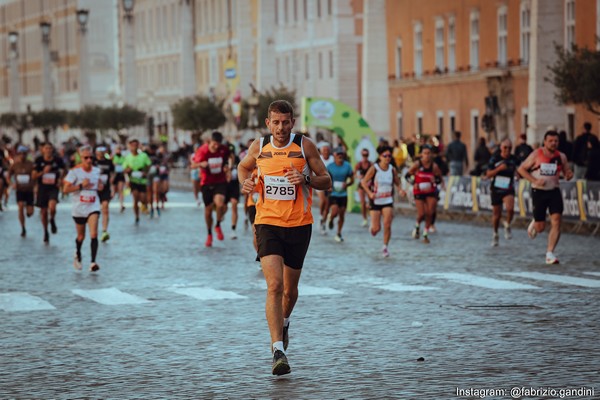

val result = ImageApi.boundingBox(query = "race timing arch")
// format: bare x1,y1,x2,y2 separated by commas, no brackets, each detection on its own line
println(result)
300,97,379,212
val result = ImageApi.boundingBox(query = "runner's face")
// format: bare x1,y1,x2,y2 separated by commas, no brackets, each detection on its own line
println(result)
208,140,220,152
544,135,558,152
81,151,93,168
500,142,511,158
334,153,344,164
128,142,138,153
267,112,294,144
42,145,53,158
421,149,431,162
380,152,392,165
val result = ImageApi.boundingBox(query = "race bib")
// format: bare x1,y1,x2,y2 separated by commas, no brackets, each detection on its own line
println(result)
333,181,345,192
131,171,143,179
374,184,393,205
16,174,30,185
494,176,511,190
100,174,109,184
418,182,432,191
159,166,167,175
149,166,158,175
115,164,124,173
42,173,56,185
539,163,557,176
79,190,96,203
208,157,223,174
264,175,296,200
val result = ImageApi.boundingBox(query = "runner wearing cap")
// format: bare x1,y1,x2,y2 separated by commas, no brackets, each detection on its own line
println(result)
326,146,354,242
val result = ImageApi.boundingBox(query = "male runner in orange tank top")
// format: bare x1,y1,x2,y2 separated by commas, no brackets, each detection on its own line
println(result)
238,100,331,376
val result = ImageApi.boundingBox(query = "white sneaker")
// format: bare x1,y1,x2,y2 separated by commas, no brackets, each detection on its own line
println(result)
527,219,537,239
545,252,559,265
231,232,238,240
320,225,327,236
361,219,368,227
412,226,420,239
504,222,512,240
334,234,343,242
428,225,436,234
491,233,499,247
382,246,390,258
73,252,82,271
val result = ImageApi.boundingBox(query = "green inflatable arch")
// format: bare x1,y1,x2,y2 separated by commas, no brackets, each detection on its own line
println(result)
300,97,379,212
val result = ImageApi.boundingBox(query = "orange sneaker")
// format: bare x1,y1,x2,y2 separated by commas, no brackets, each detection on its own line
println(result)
205,234,213,247
215,226,224,241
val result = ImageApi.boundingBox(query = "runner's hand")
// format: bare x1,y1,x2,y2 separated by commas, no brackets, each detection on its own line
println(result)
81,178,92,189
241,172,257,194
284,163,304,185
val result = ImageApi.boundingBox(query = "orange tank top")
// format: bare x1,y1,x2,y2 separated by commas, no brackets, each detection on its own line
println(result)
255,134,313,227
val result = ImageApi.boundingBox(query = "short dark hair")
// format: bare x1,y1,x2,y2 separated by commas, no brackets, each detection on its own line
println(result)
377,145,393,155
584,122,592,131
41,142,53,148
544,130,559,140
454,131,462,139
211,131,223,143
268,100,294,119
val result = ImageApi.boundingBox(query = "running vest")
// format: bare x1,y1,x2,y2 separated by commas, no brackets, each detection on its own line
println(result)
530,148,562,190
413,162,436,195
255,134,313,227
372,163,394,205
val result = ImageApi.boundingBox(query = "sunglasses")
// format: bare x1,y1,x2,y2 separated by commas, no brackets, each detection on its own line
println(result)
501,146,512,150
82,156,92,160
381,154,392,158
361,153,369,157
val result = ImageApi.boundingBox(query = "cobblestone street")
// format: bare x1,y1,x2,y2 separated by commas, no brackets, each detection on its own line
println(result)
1,191,599,399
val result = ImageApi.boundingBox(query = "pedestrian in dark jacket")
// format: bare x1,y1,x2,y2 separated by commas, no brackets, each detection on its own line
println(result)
573,122,600,179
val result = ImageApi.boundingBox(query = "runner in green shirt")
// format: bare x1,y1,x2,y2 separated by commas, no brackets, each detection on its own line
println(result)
111,145,127,212
122,139,151,224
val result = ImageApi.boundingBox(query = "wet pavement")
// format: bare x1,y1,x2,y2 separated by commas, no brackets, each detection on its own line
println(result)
1,191,599,399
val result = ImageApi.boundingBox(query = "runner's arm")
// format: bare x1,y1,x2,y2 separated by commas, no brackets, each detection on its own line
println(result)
238,139,259,194
301,138,331,191
561,153,574,180
361,166,376,199
517,151,543,186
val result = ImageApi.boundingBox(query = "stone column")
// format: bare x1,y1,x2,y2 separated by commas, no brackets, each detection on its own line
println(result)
236,0,253,98
256,0,276,91
527,0,564,143
180,0,196,97
8,36,20,113
41,25,54,109
361,0,390,136
334,0,359,110
123,12,137,105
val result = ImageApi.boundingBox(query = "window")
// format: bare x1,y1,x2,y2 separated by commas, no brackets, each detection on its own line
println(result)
318,51,323,79
521,108,528,134
498,7,508,66
448,17,456,72
435,18,445,71
470,11,480,70
565,0,575,48
286,55,290,81
567,111,575,140
284,0,288,24
327,0,332,15
293,0,298,22
449,111,456,143
520,2,531,64
397,112,404,139
437,111,444,137
471,110,480,152
329,50,334,78
276,58,280,81
275,0,278,24
414,22,423,77
417,112,424,136
317,0,321,18
305,53,310,79
395,38,402,79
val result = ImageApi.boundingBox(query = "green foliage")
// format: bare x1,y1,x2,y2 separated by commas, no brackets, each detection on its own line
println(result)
68,105,146,131
546,43,600,115
171,95,227,132
31,109,68,130
240,85,297,129
0,112,19,128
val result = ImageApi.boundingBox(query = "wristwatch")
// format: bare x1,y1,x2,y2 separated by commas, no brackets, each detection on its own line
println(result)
303,174,311,185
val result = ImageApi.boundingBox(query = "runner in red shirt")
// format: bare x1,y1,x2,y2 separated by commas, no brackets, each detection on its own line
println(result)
191,131,232,247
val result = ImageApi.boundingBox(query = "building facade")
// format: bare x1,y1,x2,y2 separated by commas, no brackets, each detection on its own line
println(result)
386,0,599,161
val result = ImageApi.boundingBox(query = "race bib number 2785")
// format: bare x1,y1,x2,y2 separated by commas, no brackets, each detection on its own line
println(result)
264,175,296,200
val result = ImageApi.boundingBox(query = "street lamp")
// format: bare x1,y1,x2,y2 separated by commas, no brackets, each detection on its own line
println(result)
40,21,51,42
40,22,54,109
122,0,134,21
8,31,18,57
76,9,89,33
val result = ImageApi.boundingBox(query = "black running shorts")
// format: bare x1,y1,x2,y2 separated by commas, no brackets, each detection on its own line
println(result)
16,191,34,206
532,188,563,222
329,196,348,209
491,190,514,206
255,224,312,269
201,182,227,206
36,187,59,208
73,211,100,225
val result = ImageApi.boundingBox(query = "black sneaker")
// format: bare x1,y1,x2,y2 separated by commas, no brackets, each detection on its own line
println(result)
272,350,291,376
283,324,290,351
21,227,26,238
50,219,57,234
43,230,49,244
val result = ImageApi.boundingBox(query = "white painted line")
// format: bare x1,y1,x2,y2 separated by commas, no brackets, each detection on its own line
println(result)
503,272,600,288
299,285,343,296
0,292,56,312
170,287,246,300
377,283,439,292
583,272,600,278
72,288,149,305
421,273,540,290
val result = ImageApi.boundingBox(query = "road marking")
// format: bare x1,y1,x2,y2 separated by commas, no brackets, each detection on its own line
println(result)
376,283,439,292
503,272,600,288
0,292,56,312
170,287,246,300
72,288,149,305
300,285,343,296
583,272,600,278
421,273,540,290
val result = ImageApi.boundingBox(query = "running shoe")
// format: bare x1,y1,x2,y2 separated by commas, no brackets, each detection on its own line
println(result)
205,234,213,247
120,205,125,213
20,227,26,238
73,252,82,271
283,324,290,351
89,262,100,272
156,208,161,217
43,231,49,245
334,234,343,242
545,252,560,265
320,225,327,236
527,219,537,239
150,208,154,219
382,246,390,258
231,232,238,240
491,232,499,247
429,225,436,234
215,226,224,241
412,226,420,239
135,217,140,225
504,222,512,240
422,234,430,244
272,350,291,376
362,219,368,227
101,231,110,243
328,215,334,230
50,219,57,234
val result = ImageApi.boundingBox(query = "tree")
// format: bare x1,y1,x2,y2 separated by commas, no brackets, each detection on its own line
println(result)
171,95,227,137
547,43,600,115
0,112,28,144
239,84,297,129
31,109,68,142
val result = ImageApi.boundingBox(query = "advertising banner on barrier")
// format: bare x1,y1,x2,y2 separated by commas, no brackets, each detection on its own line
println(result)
433,177,600,222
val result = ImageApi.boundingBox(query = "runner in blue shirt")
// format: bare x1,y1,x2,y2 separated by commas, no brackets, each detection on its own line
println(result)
326,147,354,242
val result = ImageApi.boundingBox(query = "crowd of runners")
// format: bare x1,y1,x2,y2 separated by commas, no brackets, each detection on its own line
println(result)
0,100,578,376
